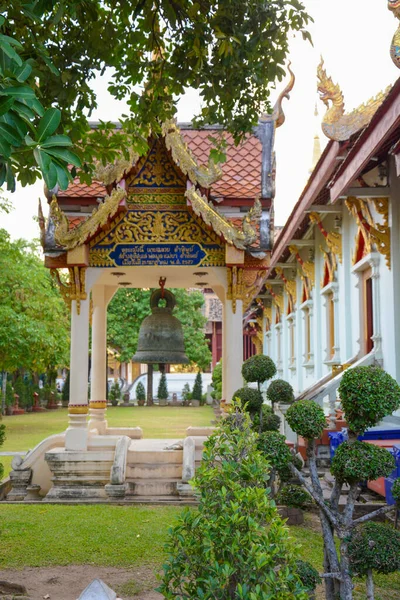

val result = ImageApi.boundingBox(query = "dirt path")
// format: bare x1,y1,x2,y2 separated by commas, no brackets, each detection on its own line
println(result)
0,565,163,600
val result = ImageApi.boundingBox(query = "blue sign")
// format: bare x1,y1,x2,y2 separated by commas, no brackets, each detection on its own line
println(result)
109,243,208,266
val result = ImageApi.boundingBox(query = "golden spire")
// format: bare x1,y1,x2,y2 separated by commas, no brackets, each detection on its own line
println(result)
310,102,322,173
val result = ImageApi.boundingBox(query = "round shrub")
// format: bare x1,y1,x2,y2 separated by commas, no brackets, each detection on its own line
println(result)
257,431,292,472
251,404,281,433
233,387,263,414
348,522,400,576
286,400,326,440
267,379,295,406
295,560,321,592
331,441,395,484
276,484,312,510
339,366,400,434
136,381,146,402
392,478,400,504
242,354,276,385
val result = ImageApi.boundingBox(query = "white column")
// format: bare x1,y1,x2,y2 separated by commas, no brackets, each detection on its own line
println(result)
370,257,383,363
66,295,90,451
88,285,108,434
223,298,244,403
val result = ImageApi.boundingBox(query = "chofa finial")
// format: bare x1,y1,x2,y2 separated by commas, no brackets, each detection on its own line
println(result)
388,0,400,68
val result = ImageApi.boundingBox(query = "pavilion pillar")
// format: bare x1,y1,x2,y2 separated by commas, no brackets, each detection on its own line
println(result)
88,285,109,434
66,295,90,451
223,298,244,403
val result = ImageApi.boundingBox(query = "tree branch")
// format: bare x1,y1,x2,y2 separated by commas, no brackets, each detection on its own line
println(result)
289,463,338,527
351,504,395,527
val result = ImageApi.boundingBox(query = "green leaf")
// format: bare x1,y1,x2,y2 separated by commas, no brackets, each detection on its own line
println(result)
33,147,51,173
5,161,15,192
12,101,35,124
25,96,44,117
54,163,71,190
0,96,14,116
0,86,35,98
41,135,72,148
0,162,6,187
42,54,60,76
0,137,11,159
24,134,37,147
37,108,61,142
0,42,22,66
43,159,58,190
0,122,22,146
14,62,32,82
43,147,81,168
0,35,23,49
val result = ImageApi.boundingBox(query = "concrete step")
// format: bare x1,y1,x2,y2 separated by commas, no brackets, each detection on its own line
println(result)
126,479,180,496
128,439,183,464
126,463,182,479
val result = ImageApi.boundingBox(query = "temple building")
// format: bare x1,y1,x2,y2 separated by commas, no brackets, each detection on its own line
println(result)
261,59,400,430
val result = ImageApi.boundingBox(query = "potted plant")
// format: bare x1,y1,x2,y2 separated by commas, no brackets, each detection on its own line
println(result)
136,381,146,406
157,373,168,406
109,380,121,406
191,371,203,407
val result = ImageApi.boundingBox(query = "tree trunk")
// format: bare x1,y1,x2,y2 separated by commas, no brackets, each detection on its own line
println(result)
339,484,359,600
146,364,153,406
366,570,374,600
258,382,263,434
1,371,6,418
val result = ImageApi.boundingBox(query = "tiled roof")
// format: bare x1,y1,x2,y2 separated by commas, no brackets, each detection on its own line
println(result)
67,216,86,230
182,129,261,199
58,179,107,198
57,129,261,200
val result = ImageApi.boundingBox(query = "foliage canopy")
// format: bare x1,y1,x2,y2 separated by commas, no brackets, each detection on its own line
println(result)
1,1,312,190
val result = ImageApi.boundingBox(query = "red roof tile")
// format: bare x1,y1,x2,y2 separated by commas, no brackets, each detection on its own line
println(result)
182,129,261,199
57,129,261,200
58,179,107,198
67,216,86,230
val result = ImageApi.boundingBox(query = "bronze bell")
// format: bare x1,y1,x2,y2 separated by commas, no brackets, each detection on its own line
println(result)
132,288,189,365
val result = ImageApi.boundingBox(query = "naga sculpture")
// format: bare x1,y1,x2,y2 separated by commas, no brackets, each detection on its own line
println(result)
389,0,400,68
317,59,391,141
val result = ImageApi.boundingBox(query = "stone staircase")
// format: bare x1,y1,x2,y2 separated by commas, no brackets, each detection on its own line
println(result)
125,438,189,502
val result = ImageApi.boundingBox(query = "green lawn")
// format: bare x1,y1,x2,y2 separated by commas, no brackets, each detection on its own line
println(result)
0,406,214,478
0,507,398,599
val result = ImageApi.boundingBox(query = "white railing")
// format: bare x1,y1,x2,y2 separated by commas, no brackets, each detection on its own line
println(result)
298,352,377,429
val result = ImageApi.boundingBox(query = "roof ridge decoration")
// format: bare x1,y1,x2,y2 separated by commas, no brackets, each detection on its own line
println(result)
317,58,392,141
162,120,223,188
94,148,139,186
50,187,126,250
185,186,261,250
389,1,400,67
260,62,296,128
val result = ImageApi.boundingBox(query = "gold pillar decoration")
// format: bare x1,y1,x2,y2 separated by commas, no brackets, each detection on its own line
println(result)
227,266,243,314
266,286,284,320
288,244,315,293
51,267,87,315
309,212,342,262
264,306,272,330
275,267,297,309
345,197,391,268
320,247,337,288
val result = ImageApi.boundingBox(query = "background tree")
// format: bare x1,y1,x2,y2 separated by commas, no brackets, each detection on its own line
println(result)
62,371,70,404
191,371,203,403
157,372,168,401
107,288,211,370
1,2,311,191
0,423,5,479
0,226,70,414
285,367,400,600
158,404,309,599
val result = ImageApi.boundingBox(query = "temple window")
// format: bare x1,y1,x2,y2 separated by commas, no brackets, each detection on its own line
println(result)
352,253,381,359
321,281,340,365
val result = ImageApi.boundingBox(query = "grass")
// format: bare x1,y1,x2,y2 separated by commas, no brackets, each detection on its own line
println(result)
0,406,214,478
0,507,399,599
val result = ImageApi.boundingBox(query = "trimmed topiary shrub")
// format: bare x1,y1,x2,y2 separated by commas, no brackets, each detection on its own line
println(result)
331,441,395,484
109,380,121,405
296,560,321,593
192,371,203,402
392,478,400,504
286,400,326,440
339,366,400,434
158,404,309,599
258,431,292,472
136,381,145,403
276,484,312,510
267,379,295,406
242,354,277,386
348,522,400,598
233,386,263,415
252,404,281,433
211,361,222,402
158,372,168,400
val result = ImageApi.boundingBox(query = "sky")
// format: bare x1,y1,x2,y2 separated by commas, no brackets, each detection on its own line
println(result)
1,0,398,240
